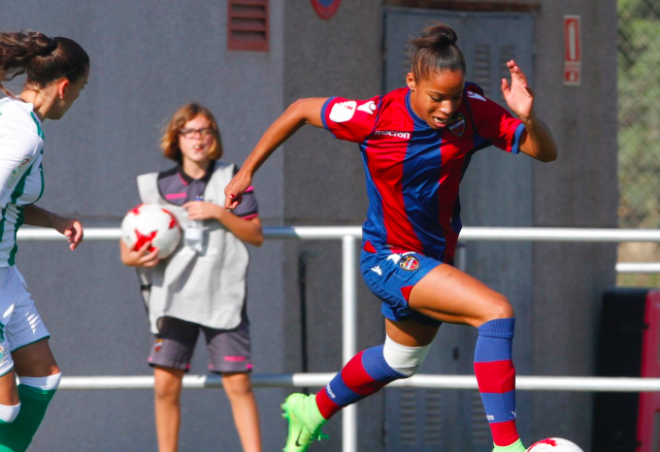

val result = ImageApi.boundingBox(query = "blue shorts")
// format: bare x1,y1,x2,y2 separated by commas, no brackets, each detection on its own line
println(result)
360,249,443,326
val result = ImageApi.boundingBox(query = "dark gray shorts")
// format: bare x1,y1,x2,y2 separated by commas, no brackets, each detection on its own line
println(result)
148,316,252,374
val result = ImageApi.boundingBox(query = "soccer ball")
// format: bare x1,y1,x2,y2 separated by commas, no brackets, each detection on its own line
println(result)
527,438,584,452
121,204,181,259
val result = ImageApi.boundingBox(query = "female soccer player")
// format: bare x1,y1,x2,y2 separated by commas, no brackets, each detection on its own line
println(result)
0,31,88,451
226,24,557,452
120,103,263,452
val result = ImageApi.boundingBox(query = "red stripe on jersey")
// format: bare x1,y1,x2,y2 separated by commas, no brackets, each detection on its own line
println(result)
474,360,516,393
364,123,424,253
437,137,467,261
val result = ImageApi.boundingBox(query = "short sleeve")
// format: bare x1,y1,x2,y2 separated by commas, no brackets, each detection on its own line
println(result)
467,89,526,154
0,120,42,206
321,96,381,143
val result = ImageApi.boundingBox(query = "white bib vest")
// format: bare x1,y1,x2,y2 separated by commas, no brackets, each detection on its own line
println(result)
136,162,249,333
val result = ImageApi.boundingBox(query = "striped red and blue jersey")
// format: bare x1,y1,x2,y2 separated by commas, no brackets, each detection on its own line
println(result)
321,84,525,262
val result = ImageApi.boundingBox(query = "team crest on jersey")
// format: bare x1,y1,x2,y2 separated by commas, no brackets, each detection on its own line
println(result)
448,113,466,137
399,255,420,271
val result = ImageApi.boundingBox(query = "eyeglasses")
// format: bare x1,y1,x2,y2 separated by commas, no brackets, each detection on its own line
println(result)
179,127,214,138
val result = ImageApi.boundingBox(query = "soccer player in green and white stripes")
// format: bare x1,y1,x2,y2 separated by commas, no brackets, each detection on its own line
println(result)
0,30,88,451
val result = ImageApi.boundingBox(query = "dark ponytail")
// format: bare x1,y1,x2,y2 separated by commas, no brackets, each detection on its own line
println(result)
0,30,89,97
411,23,466,81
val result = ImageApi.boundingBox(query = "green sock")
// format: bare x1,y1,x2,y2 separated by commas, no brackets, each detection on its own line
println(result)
493,439,527,452
0,384,56,452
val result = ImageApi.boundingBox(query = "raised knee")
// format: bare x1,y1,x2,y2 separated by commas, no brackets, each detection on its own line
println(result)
383,336,432,378
484,296,514,322
0,402,21,423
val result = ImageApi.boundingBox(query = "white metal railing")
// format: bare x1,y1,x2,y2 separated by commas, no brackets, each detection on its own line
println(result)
17,225,660,452
58,373,660,392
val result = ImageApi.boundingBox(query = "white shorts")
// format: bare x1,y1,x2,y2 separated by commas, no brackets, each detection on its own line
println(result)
0,266,50,376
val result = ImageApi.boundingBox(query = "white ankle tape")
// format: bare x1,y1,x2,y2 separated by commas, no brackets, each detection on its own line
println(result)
383,335,432,377
0,402,20,423
19,372,62,391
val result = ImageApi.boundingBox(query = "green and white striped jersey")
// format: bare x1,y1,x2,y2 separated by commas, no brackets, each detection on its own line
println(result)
0,97,44,267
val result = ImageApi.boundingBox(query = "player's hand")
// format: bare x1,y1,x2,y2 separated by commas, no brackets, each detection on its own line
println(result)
122,241,160,268
224,169,252,210
183,201,223,221
501,60,535,123
54,216,84,251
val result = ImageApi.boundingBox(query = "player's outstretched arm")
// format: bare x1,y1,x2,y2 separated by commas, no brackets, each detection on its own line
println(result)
225,97,328,210
23,204,83,251
501,60,557,163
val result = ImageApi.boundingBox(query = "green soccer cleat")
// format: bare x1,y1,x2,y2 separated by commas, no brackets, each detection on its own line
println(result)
494,439,527,452
282,393,329,451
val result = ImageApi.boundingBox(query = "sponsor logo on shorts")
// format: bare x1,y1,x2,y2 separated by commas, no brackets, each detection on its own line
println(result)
374,130,411,140
371,266,382,276
0,346,7,365
399,255,420,271
486,414,495,421
224,355,247,362
153,339,163,354
387,254,402,264
448,113,466,137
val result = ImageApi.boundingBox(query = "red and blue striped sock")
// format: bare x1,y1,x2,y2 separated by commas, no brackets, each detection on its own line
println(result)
315,345,406,420
474,318,520,447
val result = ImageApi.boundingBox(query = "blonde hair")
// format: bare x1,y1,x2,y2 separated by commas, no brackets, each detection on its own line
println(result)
160,103,223,163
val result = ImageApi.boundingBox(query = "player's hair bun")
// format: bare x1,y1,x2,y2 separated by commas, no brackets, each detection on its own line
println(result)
0,30,88,98
410,23,466,80
411,24,458,50
27,31,58,57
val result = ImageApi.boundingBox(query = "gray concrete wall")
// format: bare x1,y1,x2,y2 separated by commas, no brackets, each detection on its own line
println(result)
530,0,618,448
2,1,287,450
281,2,385,451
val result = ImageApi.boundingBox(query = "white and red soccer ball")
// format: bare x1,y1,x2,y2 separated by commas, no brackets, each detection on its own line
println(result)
121,204,181,259
527,438,583,452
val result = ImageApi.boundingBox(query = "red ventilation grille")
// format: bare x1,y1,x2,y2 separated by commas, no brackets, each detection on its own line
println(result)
228,0,269,52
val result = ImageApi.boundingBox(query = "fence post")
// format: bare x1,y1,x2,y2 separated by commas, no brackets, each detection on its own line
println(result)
342,235,358,452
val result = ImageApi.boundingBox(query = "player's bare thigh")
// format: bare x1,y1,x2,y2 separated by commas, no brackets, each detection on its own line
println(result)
385,318,440,347
408,264,513,328
12,339,60,377
0,370,18,405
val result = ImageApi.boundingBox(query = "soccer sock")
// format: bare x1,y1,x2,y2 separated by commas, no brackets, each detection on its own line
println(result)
0,373,61,452
315,345,407,420
474,318,521,449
